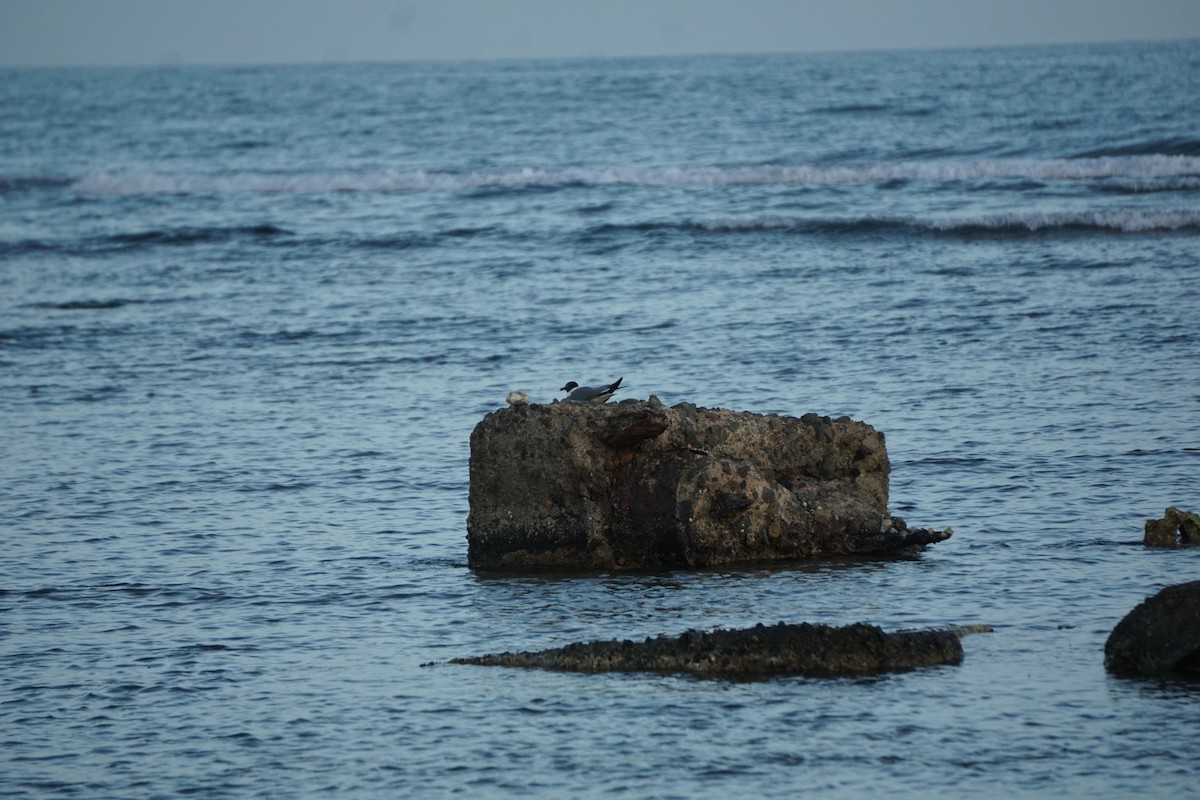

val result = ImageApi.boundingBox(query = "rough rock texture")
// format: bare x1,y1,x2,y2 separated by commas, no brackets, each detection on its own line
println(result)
467,398,951,570
1143,507,1200,547
1104,581,1200,678
451,622,965,678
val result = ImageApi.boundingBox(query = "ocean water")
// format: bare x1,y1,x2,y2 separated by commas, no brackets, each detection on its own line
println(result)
3,40,1200,798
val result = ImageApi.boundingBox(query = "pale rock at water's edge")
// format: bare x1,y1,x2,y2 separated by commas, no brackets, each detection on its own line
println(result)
467,397,952,570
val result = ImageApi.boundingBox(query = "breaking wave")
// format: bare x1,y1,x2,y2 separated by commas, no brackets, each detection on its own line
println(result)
590,210,1200,238
69,155,1200,196
917,210,1200,234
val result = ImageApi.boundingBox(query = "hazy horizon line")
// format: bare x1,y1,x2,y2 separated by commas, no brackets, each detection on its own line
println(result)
2,33,1195,71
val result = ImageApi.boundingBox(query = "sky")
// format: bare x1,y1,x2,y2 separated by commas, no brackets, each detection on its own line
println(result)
1,0,1198,67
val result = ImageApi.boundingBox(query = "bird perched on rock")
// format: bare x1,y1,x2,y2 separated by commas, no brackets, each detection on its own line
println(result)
560,376,622,403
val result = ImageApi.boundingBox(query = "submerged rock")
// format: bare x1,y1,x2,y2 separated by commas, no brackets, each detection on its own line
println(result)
467,398,950,570
1104,580,1200,678
451,621,965,678
1143,507,1200,547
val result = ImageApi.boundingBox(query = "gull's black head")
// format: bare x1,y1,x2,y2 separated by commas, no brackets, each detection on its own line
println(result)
560,381,579,393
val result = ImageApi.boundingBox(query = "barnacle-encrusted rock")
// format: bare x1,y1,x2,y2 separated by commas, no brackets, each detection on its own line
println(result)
467,398,950,570
1143,507,1200,548
451,621,966,678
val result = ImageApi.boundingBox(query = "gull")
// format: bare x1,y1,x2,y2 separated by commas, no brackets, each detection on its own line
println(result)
560,376,623,403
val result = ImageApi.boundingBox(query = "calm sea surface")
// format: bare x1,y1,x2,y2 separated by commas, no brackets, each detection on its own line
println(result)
3,41,1200,798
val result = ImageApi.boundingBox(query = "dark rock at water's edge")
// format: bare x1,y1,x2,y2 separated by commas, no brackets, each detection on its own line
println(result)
1143,507,1200,547
467,398,951,570
450,622,966,678
1104,581,1200,679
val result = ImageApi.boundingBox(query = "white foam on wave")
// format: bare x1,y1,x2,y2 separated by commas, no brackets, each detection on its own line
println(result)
923,209,1200,233
693,209,1200,234
72,155,1200,196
